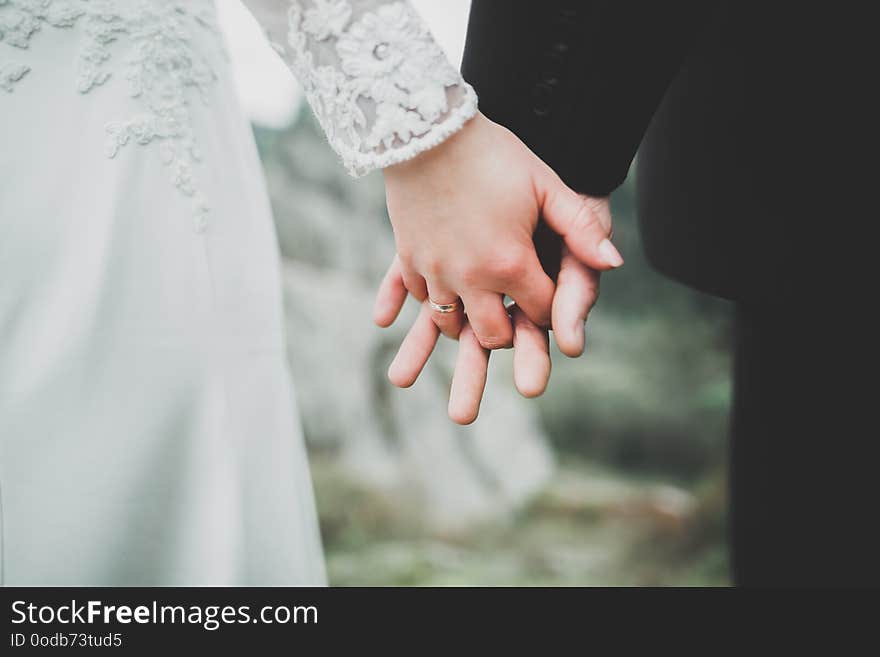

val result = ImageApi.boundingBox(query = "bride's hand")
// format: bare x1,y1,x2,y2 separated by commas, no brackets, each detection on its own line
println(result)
373,244,602,424
382,112,621,347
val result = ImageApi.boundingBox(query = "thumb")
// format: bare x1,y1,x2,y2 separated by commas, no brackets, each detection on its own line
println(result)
537,168,622,271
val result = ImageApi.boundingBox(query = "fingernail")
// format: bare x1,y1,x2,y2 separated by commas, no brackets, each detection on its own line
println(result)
598,239,624,268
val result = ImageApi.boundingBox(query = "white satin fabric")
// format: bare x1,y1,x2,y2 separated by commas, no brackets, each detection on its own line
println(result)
0,2,326,585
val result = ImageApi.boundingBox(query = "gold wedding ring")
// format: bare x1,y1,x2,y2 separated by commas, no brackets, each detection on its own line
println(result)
429,299,460,314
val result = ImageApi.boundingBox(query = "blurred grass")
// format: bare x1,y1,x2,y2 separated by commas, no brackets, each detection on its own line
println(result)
314,456,728,586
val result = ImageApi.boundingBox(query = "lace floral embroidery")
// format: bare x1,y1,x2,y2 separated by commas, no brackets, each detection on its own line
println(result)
263,0,478,176
3,0,479,190
0,0,220,228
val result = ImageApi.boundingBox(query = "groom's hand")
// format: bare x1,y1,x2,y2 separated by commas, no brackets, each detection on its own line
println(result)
542,195,611,358
382,112,622,350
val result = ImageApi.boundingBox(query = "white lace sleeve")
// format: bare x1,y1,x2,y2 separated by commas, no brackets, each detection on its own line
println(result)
241,0,478,176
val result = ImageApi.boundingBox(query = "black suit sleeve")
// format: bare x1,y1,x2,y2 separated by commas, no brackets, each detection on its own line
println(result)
461,0,716,196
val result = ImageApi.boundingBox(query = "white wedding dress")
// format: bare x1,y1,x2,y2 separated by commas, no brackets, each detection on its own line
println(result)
0,0,476,585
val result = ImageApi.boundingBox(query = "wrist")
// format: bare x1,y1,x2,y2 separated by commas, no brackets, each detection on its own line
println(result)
383,111,486,183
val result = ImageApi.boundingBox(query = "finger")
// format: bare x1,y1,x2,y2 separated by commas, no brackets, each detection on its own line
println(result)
461,291,514,349
448,322,490,425
505,249,556,329
399,260,428,302
551,245,601,357
373,256,409,327
426,280,464,340
511,306,551,398
388,302,440,387
537,168,622,271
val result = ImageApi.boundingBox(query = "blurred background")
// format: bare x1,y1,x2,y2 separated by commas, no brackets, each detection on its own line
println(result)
219,0,732,586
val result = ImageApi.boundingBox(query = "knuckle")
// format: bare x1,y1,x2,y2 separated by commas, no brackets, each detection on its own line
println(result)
458,249,528,286
459,262,484,287
478,335,512,350
422,257,445,278
571,197,602,233
397,248,416,269
490,251,527,281
581,282,601,305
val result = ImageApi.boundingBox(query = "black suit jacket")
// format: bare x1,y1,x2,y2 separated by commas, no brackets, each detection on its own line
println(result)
461,1,868,302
